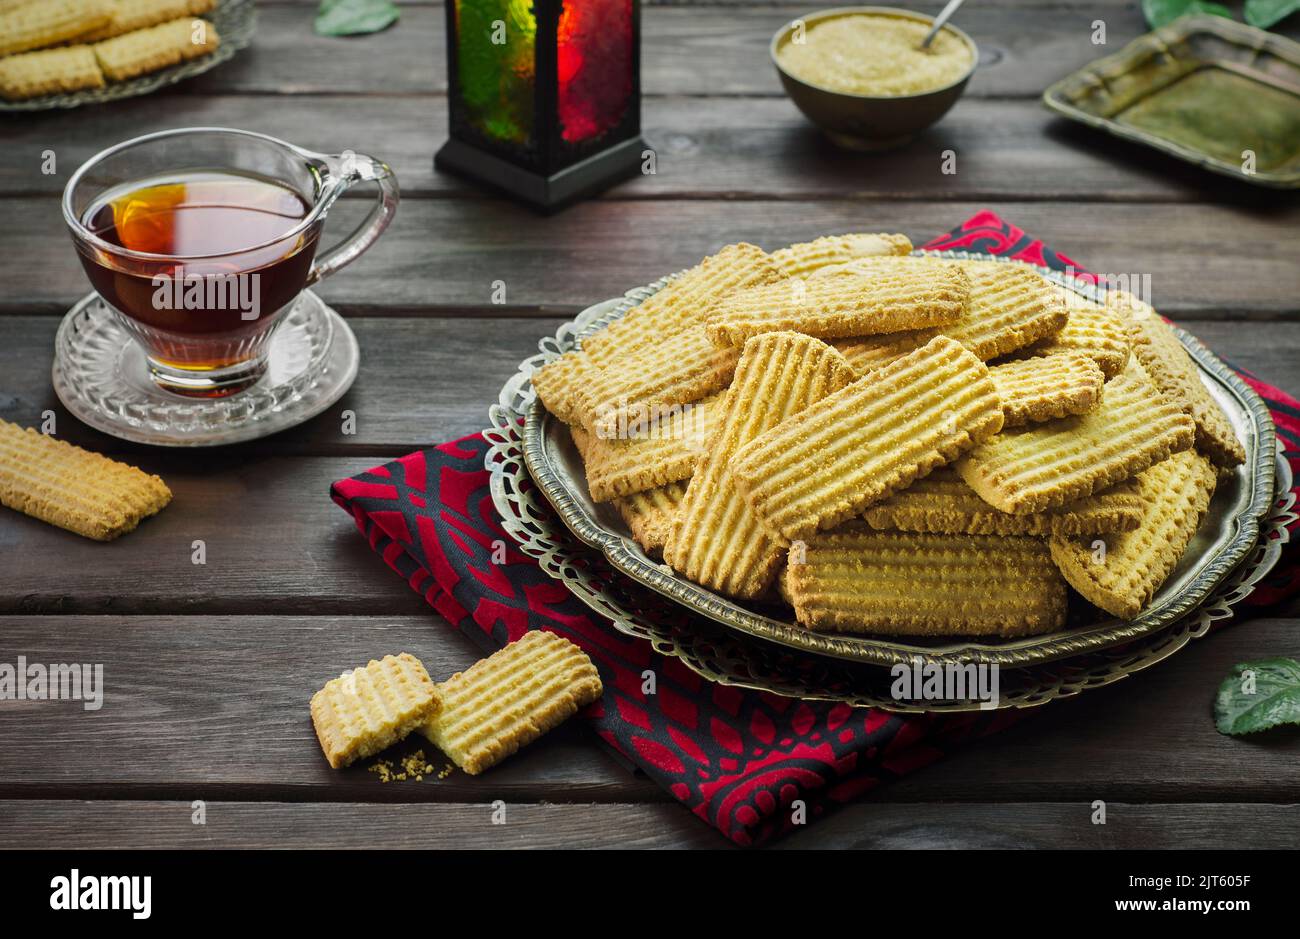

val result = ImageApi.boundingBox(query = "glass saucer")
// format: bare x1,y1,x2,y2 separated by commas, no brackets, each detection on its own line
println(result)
52,290,359,447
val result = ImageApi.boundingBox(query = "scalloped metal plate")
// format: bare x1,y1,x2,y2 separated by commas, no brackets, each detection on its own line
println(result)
484,251,1292,707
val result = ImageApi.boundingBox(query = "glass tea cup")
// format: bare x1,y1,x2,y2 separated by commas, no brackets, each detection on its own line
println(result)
62,127,399,397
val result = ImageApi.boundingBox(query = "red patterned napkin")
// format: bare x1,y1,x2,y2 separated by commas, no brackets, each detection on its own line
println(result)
332,212,1300,845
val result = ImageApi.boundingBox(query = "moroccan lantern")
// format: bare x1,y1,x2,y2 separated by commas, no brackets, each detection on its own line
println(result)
436,0,643,210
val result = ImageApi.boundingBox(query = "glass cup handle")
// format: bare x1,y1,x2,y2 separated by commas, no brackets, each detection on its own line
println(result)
304,150,400,287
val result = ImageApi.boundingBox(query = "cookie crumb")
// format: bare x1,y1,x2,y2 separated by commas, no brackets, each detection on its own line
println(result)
368,749,437,783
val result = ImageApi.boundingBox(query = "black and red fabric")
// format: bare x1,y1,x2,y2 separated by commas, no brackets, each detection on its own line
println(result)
332,214,1300,846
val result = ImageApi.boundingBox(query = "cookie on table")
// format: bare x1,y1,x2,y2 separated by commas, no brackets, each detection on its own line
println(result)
419,631,602,775
310,653,441,769
0,419,170,540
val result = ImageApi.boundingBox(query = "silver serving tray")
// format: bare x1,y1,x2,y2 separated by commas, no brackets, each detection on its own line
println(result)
0,0,254,113
494,252,1280,671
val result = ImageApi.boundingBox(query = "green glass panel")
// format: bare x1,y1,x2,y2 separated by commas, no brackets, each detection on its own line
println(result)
455,0,537,146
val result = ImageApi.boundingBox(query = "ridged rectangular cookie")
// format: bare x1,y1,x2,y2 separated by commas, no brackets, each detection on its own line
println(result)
614,480,687,555
582,242,781,360
1049,450,1217,619
705,264,969,347
93,15,220,82
80,0,215,42
829,260,1067,374
572,424,688,553
419,631,603,775
580,394,720,502
786,528,1067,636
988,353,1104,427
532,351,592,425
536,246,777,428
572,328,738,435
663,332,857,598
1014,287,1130,379
956,359,1195,515
1109,291,1245,467
0,419,171,540
769,232,912,279
0,0,112,57
863,467,1143,537
729,335,1005,541
0,44,104,101
310,653,442,769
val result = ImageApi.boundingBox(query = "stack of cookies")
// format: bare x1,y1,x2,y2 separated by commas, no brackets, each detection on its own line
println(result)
534,235,1245,638
0,0,221,101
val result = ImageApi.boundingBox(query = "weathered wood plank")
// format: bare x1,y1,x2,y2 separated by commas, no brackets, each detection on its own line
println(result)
0,460,451,614
0,615,654,802
2,318,1296,461
3,198,1297,316
1,94,1255,204
4,799,1299,848
170,4,1159,99
0,616,1297,804
0,316,556,456
900,619,1300,805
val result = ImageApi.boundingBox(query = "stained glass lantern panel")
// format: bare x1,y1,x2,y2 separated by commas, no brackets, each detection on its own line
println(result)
438,0,643,210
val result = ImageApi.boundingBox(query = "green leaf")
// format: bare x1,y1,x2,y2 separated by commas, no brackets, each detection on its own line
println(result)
1245,0,1300,27
314,0,400,37
1214,658,1300,735
1142,0,1236,29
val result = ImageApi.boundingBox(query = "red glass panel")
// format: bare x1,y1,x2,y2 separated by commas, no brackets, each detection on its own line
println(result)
556,0,633,144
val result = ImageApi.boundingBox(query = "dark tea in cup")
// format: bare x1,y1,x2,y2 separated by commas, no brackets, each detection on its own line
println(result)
78,170,319,381
64,128,399,397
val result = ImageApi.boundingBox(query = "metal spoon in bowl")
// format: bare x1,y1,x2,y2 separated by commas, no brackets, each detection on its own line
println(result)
920,0,968,49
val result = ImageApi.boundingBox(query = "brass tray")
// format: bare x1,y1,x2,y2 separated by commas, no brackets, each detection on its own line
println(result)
1042,15,1300,188
0,0,254,113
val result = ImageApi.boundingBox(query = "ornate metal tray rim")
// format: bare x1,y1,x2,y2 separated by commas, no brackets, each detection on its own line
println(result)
0,0,255,113
1041,15,1300,190
499,250,1279,670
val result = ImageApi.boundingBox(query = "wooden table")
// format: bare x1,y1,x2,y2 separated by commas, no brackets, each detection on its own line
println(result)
2,0,1298,850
